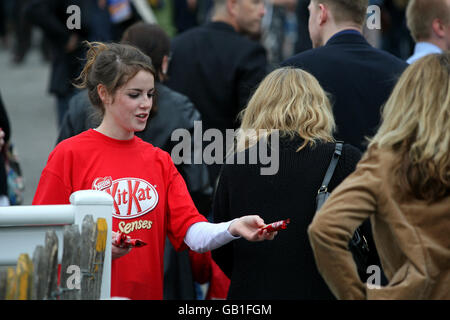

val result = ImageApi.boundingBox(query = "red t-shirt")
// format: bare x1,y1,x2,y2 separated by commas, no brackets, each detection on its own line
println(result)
33,129,207,299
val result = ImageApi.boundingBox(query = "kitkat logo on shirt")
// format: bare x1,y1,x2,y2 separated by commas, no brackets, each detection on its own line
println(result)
92,177,159,219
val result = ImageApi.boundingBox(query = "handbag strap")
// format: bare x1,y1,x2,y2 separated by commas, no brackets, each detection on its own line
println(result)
318,141,343,194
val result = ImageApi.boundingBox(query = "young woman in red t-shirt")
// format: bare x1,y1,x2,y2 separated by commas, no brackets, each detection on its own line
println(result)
33,42,276,299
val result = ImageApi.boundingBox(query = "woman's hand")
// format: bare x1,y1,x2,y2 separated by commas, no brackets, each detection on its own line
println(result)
111,231,132,259
228,215,278,241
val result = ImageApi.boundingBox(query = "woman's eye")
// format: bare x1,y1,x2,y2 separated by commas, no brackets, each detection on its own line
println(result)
147,93,154,99
128,93,139,98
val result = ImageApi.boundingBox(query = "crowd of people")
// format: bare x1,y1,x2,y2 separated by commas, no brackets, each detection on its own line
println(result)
0,0,449,300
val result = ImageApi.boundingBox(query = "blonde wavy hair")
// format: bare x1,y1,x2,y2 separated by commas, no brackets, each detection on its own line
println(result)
236,67,335,152
369,52,450,201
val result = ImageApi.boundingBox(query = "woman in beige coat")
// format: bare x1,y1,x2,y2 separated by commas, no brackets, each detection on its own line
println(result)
308,52,450,299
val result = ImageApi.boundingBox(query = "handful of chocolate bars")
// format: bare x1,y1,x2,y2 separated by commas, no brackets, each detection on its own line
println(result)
113,232,147,248
259,218,291,234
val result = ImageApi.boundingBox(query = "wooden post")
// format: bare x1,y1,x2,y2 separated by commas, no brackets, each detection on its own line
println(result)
15,253,33,300
60,224,81,300
44,230,59,300
93,218,107,299
5,267,16,300
80,215,97,300
0,268,7,300
69,190,113,299
31,245,47,300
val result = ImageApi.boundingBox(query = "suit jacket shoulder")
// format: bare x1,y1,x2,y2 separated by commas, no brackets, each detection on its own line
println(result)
173,22,265,51
155,83,201,128
167,21,267,134
281,33,407,150
282,33,407,73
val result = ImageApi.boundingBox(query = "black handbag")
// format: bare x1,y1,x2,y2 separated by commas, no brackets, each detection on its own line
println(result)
316,142,370,275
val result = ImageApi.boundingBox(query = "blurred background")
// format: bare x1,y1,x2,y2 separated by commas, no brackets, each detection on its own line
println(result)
0,0,414,205
0,27,55,205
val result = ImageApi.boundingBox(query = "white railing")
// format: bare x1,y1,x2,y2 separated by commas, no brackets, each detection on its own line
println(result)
0,190,113,299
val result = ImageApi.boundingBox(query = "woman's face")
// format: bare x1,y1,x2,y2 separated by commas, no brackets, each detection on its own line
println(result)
102,70,155,140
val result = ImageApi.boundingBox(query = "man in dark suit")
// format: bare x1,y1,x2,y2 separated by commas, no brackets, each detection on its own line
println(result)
283,0,408,286
166,0,268,185
283,0,408,151
25,0,89,127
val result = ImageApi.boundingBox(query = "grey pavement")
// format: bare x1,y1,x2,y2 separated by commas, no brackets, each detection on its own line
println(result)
0,43,58,205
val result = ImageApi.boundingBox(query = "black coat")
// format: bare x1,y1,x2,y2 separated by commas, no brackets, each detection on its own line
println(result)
25,0,89,97
212,136,362,299
282,32,408,151
166,21,268,183
0,93,11,197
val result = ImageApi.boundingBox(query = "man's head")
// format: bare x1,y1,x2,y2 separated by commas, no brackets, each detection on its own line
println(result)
308,0,368,47
406,0,450,50
212,0,266,37
121,22,171,81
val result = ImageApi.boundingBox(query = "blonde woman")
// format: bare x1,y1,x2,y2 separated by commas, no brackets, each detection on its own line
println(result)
212,67,362,299
308,52,450,299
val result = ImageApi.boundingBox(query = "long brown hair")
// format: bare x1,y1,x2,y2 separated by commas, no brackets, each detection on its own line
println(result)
369,52,450,202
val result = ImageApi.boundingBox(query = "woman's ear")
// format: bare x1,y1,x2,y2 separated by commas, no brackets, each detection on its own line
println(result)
97,83,111,105
162,55,169,75
159,55,170,81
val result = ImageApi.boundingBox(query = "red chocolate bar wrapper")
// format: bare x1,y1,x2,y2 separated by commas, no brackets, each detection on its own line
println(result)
113,232,147,248
259,218,291,234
